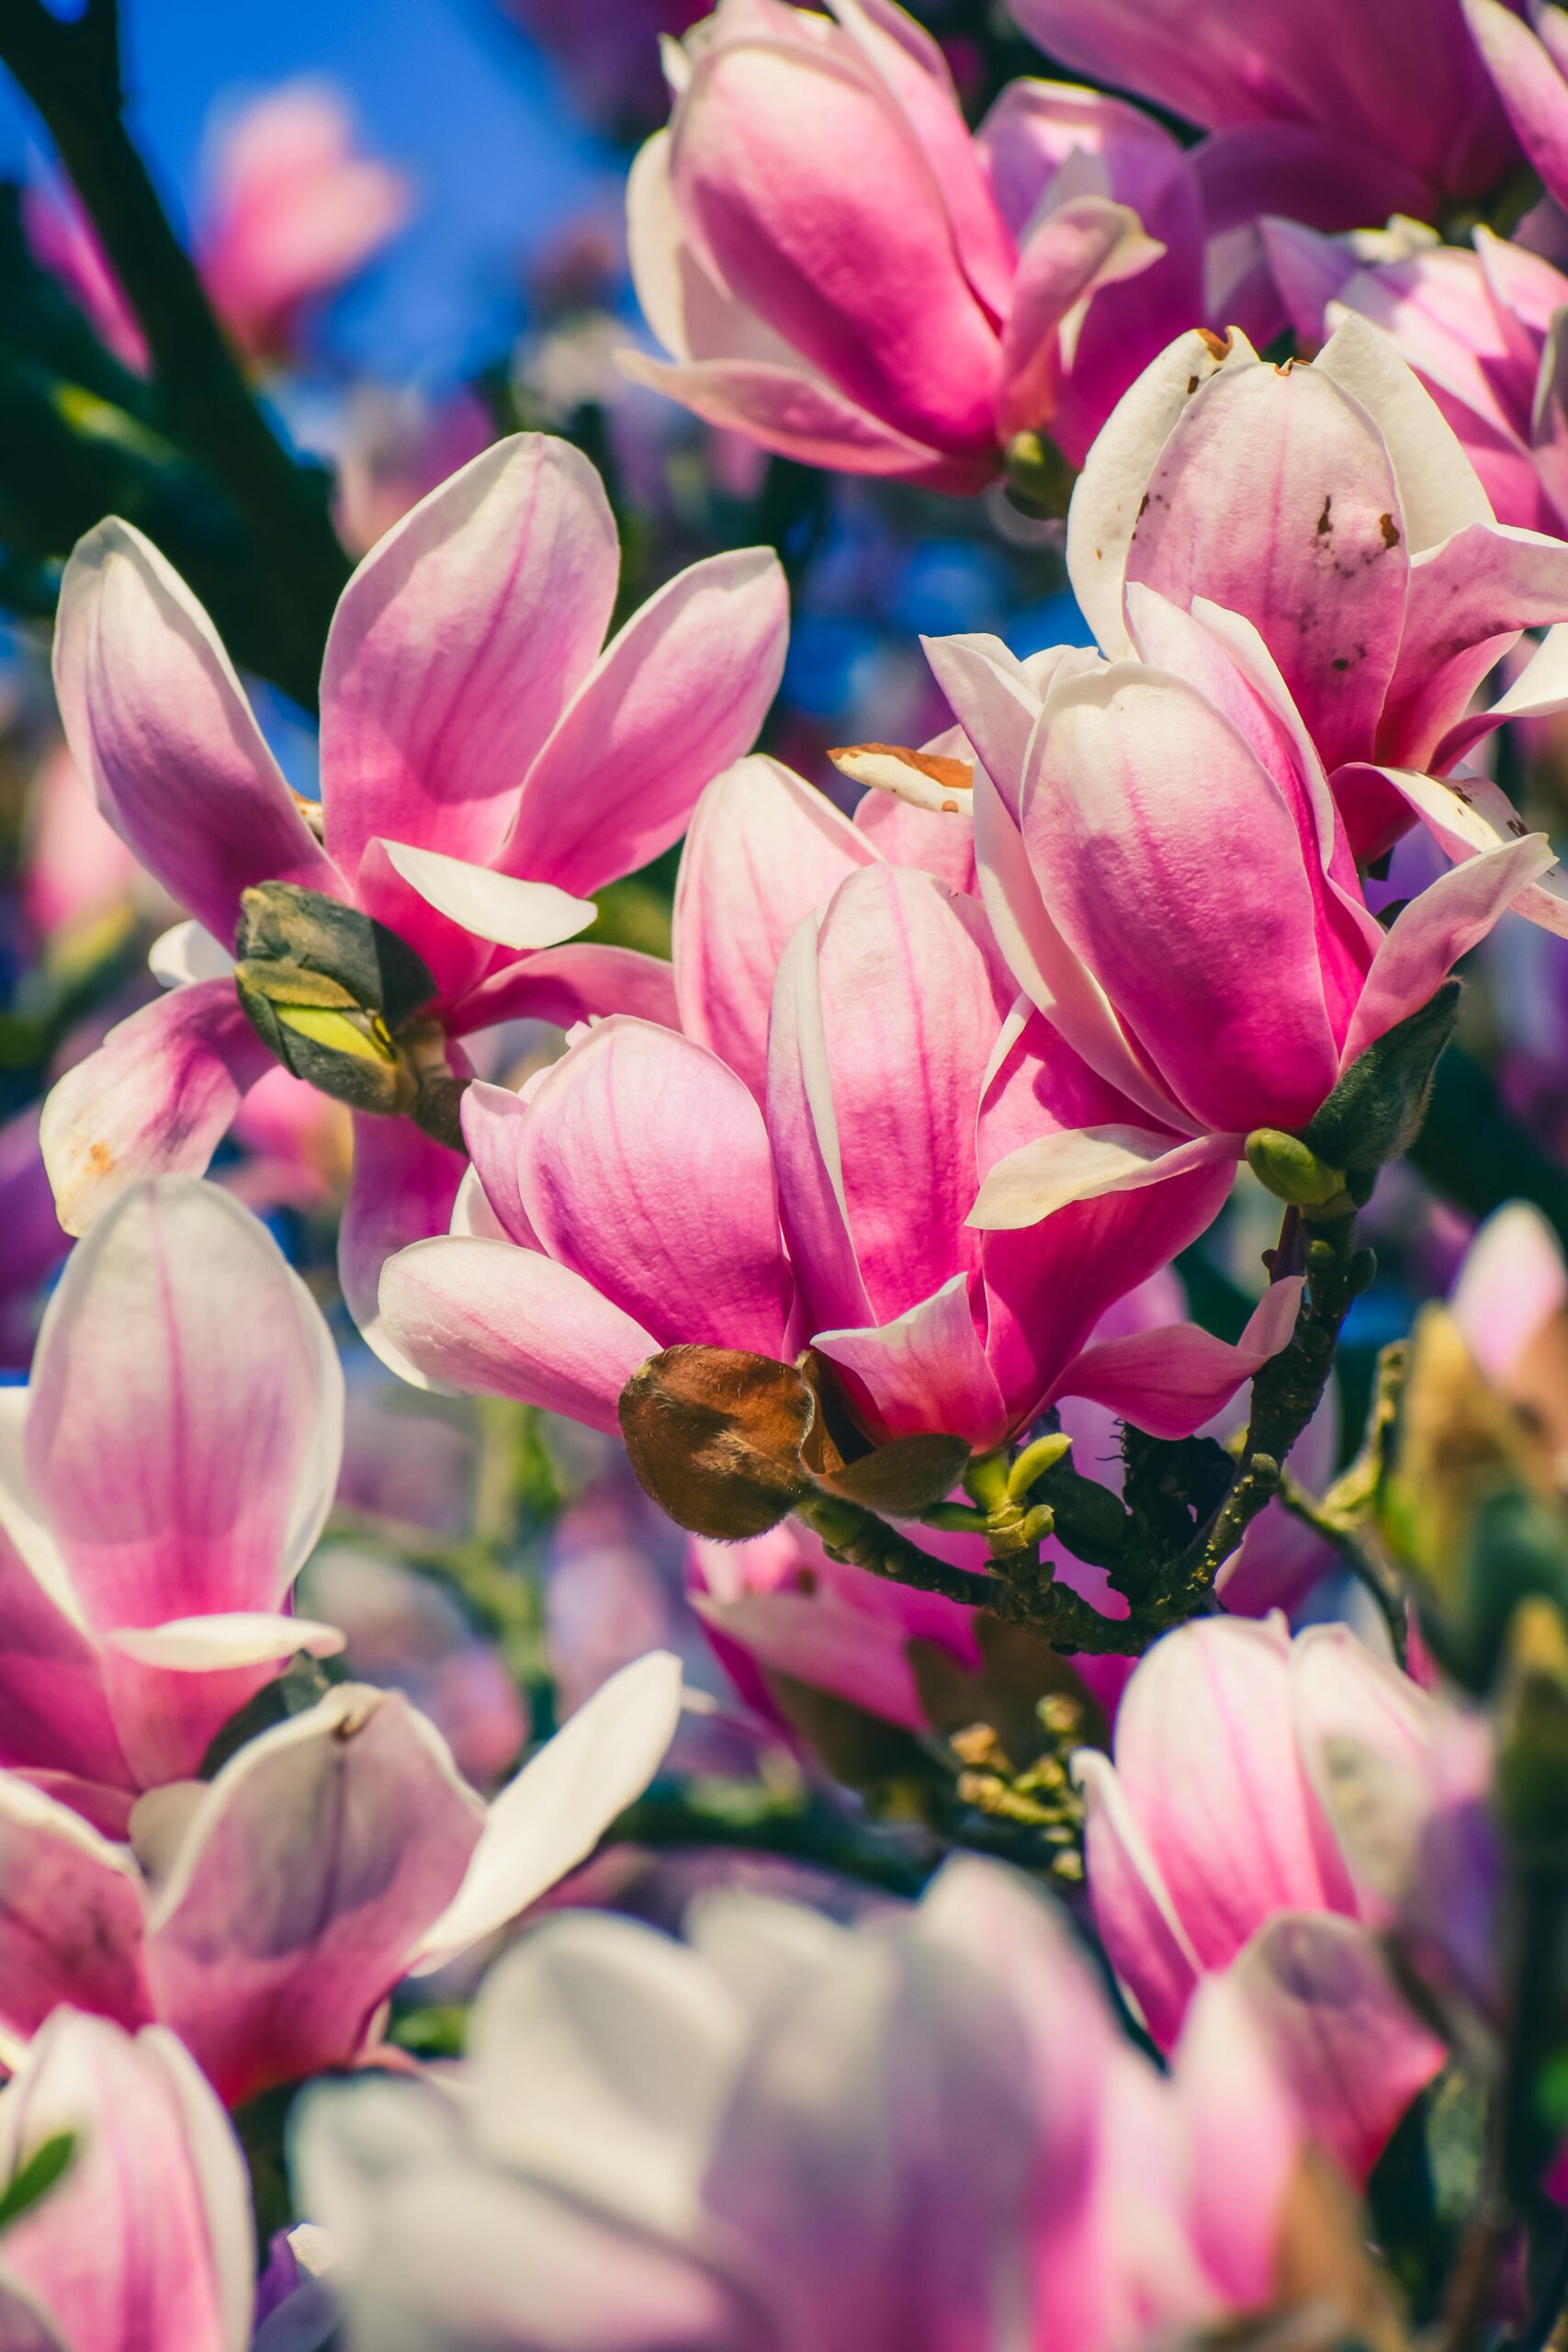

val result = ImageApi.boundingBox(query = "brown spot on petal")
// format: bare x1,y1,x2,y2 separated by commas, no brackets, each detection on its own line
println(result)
87,1140,116,1178
1316,494,1332,536
1379,512,1401,548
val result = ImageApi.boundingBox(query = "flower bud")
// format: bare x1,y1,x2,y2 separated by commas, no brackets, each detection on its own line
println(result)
1301,979,1462,1175
235,882,437,1029
1245,1128,1351,1213
234,959,418,1118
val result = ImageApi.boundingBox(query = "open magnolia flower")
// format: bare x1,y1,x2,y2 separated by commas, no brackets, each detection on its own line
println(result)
0,1175,344,1830
378,761,1298,1527
0,1647,681,2110
40,430,787,1351
297,1855,1418,2352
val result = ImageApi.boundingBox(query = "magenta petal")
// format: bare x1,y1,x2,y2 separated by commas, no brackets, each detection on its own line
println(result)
673,754,875,1098
0,1775,151,2046
0,2012,252,2352
52,520,344,940
447,942,680,1037
1057,1277,1305,1441
515,1017,793,1357
338,1112,468,1366
1465,0,1568,210
814,1274,1010,1449
0,1515,128,1789
501,548,787,900
39,980,272,1237
1077,1750,1201,2050
458,1081,536,1248
996,196,1157,443
1340,832,1555,1067
146,1686,483,2108
766,912,874,1338
618,348,976,489
1219,1914,1446,2183
378,1236,656,1432
1382,522,1568,770
26,1177,343,1645
321,435,620,879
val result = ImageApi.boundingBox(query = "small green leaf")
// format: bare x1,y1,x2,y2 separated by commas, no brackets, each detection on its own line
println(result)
0,2132,75,2234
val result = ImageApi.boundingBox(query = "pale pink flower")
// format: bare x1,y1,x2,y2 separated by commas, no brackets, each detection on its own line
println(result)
296,1854,1399,2350
25,79,409,368
1077,1613,1483,2173
0,1648,680,2109
40,433,787,1352
0,2008,254,2351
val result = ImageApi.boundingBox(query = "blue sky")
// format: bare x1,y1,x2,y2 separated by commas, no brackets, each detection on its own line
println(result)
2,0,621,377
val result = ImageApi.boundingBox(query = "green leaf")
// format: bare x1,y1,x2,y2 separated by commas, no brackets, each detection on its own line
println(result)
0,2133,75,2234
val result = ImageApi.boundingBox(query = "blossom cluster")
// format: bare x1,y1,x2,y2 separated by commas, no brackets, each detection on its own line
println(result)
4,0,1568,2345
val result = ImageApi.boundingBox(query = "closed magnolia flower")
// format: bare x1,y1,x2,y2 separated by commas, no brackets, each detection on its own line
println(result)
624,0,1196,487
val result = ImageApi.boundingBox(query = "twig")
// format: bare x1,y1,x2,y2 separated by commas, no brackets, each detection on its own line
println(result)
1276,1470,1409,1666
609,1776,938,1897
0,0,348,704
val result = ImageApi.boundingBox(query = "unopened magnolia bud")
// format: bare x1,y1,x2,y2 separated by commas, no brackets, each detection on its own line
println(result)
1001,430,1075,518
234,960,417,1117
235,882,437,1030
1302,980,1462,1174
1245,1129,1349,1212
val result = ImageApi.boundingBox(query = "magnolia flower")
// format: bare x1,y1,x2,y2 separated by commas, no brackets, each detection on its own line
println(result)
379,762,1297,1485
0,1648,681,2109
625,0,1199,487
0,2009,255,2352
1077,1614,1483,2171
924,327,1568,1226
1265,218,1568,537
40,433,787,1353
1010,0,1517,218
0,1177,343,1830
296,1856,1416,2351
26,79,410,369
1059,313,1568,862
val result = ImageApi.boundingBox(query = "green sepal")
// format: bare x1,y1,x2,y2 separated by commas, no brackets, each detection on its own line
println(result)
1300,979,1462,1175
235,881,437,1029
235,957,415,1116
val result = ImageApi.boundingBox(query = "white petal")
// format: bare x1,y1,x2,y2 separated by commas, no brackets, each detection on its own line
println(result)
379,841,595,950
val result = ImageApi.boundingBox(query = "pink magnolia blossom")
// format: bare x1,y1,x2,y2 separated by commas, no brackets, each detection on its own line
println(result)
380,760,1297,1487
924,339,1567,1226
1059,313,1568,864
0,1176,344,1831
1010,0,1519,218
0,2008,254,2351
1265,218,1568,537
39,433,787,1353
624,0,1204,487
0,1648,681,2110
296,1855,1411,2350
1077,1614,1484,2171
26,79,409,369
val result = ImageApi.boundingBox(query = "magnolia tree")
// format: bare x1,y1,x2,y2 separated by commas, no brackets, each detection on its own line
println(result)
5,0,1568,2344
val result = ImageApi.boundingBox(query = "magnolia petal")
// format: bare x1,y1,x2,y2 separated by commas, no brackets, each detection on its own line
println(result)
378,1235,655,1431
105,1614,345,1671
1343,763,1568,941
1463,0,1568,212
338,1113,468,1374
410,1649,683,1973
446,941,681,1037
0,1773,151,2046
970,1125,1238,1229
1075,1749,1201,2049
148,921,235,989
377,842,595,951
1058,1276,1305,1439
1314,312,1493,552
1437,619,1568,769
1341,833,1556,1068
617,346,976,488
39,981,272,1238
997,195,1161,443
813,1273,1010,1452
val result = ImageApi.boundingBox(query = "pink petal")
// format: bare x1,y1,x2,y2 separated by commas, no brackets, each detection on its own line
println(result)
1464,0,1568,210
1171,1967,1304,2309
792,864,1012,1328
338,1112,468,1369
1076,1749,1201,2049
1386,523,1568,771
0,1775,151,2045
1125,360,1409,774
617,346,976,489
146,1686,484,2108
1058,1276,1305,1440
852,783,976,894
996,196,1160,444
321,435,619,878
1340,831,1555,1067
765,912,874,1337
969,1124,1236,1228
1022,664,1343,1133
500,548,787,899
673,754,875,1098
39,979,272,1238
447,941,680,1037
0,1521,129,1791
52,520,343,941
514,1017,792,1356
457,1080,536,1248
1110,1618,1352,1974
378,1236,655,1433
1450,1202,1568,1383
694,1587,933,1732
814,1272,1010,1449
0,2013,251,2352
1215,1914,1446,2182
26,1178,343,1648
1348,762,1568,940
